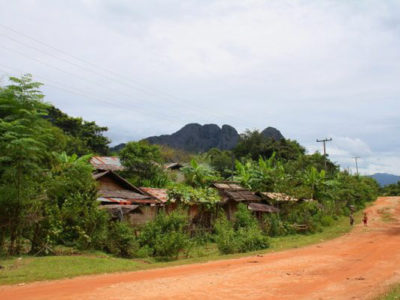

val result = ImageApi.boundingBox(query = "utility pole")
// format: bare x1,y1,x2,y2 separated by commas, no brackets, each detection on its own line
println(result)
316,138,332,171
353,156,360,175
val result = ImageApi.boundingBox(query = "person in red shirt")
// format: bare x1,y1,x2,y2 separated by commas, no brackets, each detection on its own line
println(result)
363,212,368,226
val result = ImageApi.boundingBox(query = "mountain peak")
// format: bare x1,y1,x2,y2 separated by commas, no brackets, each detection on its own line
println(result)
143,123,284,153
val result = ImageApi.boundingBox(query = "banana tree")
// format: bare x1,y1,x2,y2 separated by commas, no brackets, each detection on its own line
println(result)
303,166,326,200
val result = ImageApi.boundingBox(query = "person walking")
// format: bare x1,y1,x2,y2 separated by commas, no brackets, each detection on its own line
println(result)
349,213,354,226
363,212,368,226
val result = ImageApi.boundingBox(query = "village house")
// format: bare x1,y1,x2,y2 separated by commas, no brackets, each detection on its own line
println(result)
90,156,160,225
211,181,279,220
140,187,205,225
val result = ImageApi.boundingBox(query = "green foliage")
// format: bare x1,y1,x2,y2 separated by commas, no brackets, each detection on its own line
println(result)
233,130,305,161
138,210,190,259
262,214,288,236
119,141,169,187
215,205,269,254
167,184,221,209
181,159,220,187
0,75,54,254
381,181,400,196
206,148,234,178
46,106,110,155
105,222,139,258
234,154,285,192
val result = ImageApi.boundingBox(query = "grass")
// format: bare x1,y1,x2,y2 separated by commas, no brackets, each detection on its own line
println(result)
0,210,363,286
376,284,400,300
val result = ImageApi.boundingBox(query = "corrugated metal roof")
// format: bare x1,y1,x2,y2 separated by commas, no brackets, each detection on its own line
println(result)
97,197,132,205
99,190,149,200
97,197,159,205
90,156,124,171
140,187,169,203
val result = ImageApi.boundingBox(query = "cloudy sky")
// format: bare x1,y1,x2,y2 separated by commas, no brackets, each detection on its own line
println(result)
0,0,399,175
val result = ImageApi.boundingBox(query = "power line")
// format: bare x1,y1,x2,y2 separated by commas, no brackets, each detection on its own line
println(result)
0,24,244,125
316,137,332,171
0,63,187,124
0,45,204,121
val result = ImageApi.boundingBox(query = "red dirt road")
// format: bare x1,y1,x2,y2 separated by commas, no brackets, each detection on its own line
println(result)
2,197,400,300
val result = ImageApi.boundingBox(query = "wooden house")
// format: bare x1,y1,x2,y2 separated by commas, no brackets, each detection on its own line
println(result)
140,187,202,223
93,170,160,225
211,181,264,220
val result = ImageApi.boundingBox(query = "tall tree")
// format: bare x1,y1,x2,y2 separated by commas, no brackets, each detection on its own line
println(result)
119,141,168,187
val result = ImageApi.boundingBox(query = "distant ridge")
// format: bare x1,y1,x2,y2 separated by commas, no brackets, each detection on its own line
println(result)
369,173,400,186
110,123,284,153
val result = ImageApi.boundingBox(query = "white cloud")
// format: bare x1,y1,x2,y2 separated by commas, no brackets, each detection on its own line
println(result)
0,0,399,174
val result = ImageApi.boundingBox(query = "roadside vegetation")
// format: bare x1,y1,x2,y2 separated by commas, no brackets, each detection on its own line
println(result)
381,181,400,197
0,75,379,283
377,283,400,300
0,209,363,285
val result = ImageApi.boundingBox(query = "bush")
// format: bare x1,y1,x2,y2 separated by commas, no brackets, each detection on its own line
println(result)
105,221,138,258
236,226,269,252
138,210,190,260
214,216,237,254
262,214,289,236
215,205,269,254
320,215,334,227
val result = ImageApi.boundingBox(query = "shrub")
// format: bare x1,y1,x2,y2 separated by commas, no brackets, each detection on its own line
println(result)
138,210,189,259
214,216,237,254
105,221,138,258
236,226,269,252
262,214,288,236
320,215,334,227
234,203,258,230
215,205,269,254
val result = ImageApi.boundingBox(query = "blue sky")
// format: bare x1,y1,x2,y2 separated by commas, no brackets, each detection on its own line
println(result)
0,0,399,174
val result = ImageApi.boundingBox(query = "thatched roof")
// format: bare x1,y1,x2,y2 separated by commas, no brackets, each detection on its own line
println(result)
248,203,280,213
212,181,262,203
212,182,245,191
260,192,299,202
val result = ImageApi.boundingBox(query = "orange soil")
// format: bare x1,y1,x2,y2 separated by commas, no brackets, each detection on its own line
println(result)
2,197,400,300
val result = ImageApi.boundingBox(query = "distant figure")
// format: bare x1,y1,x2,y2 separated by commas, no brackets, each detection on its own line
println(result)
363,212,368,226
350,213,354,226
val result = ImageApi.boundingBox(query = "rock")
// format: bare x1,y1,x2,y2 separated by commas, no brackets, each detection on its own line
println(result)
261,127,284,141
144,123,284,153
144,123,240,153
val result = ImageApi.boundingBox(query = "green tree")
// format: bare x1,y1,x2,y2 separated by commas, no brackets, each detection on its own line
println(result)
46,106,110,155
181,159,219,188
0,75,53,254
119,141,168,187
206,148,234,178
233,130,305,161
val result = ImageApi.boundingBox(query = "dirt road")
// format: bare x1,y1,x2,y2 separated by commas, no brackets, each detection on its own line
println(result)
2,197,400,300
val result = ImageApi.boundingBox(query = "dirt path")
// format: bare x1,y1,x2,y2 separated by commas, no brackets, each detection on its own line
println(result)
2,197,400,300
